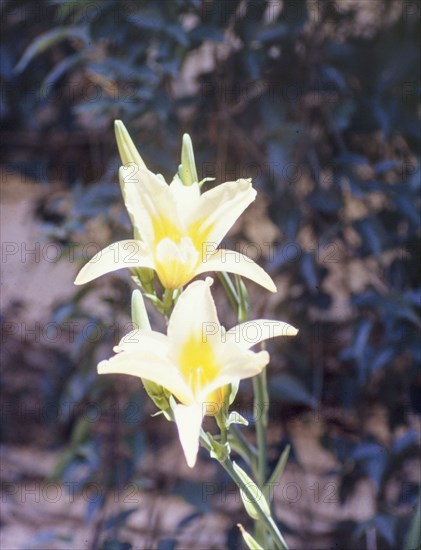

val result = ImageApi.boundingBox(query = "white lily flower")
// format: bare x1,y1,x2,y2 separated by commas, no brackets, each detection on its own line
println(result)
97,279,298,467
74,127,276,291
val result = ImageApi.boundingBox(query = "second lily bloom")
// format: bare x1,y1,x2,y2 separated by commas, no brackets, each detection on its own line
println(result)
98,278,298,467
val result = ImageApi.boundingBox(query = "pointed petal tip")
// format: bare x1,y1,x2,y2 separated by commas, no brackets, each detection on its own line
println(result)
114,120,126,138
273,322,299,337
268,280,277,293
196,250,277,293
174,403,202,470
186,454,197,468
74,271,86,286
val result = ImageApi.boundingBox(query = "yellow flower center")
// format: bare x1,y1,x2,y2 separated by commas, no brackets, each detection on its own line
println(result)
187,219,215,257
150,213,216,289
178,334,226,413
151,214,183,245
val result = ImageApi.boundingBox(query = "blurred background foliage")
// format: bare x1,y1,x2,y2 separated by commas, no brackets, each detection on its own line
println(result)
1,0,420,548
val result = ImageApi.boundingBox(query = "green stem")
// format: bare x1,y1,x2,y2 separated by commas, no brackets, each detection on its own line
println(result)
253,368,269,487
217,272,239,311
229,425,258,473
162,288,173,319
131,267,155,294
200,434,287,550
235,274,249,322
252,368,269,547
218,272,274,546
222,460,287,550
216,410,228,445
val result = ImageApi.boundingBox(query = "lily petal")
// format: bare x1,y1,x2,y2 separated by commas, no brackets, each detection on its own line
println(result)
168,279,222,355
189,178,256,247
74,240,154,285
196,249,277,293
113,329,169,353
173,402,204,468
170,178,201,220
198,347,269,404
119,165,181,245
154,237,199,289
98,350,193,405
226,320,298,349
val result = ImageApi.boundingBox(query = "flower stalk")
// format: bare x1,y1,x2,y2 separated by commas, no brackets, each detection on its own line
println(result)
200,432,288,550
223,271,273,546
75,122,298,550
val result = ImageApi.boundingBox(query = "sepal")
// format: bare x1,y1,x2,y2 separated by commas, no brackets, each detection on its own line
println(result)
206,432,231,462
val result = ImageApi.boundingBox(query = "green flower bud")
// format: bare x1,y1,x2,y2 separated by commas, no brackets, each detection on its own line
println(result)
178,133,198,186
131,290,171,412
237,524,264,550
114,120,146,169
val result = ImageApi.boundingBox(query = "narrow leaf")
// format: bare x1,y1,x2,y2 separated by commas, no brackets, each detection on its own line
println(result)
267,445,290,495
233,461,271,519
15,27,88,74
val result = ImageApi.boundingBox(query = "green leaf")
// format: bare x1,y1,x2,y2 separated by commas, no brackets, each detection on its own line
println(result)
49,449,76,482
226,411,249,428
254,23,288,43
71,416,90,446
232,461,271,520
267,445,290,500
15,26,89,74
42,53,83,90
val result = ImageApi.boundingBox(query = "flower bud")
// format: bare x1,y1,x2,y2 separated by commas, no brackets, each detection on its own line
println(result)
237,524,264,550
178,133,198,186
131,290,171,412
114,120,146,169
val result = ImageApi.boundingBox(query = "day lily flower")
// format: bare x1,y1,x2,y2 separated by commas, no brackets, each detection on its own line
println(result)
97,278,298,467
74,123,276,291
